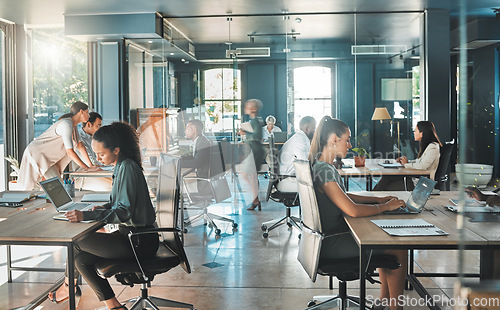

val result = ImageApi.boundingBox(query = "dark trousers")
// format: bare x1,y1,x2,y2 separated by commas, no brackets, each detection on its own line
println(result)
66,227,159,301
372,175,415,191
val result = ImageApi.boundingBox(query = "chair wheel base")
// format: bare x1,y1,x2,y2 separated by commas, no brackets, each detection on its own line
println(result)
215,229,221,236
261,225,267,231
232,223,238,228
263,232,269,238
307,300,316,307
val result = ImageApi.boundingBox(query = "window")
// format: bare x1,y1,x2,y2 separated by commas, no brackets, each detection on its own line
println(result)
203,68,241,133
31,28,88,138
0,27,5,190
293,66,333,129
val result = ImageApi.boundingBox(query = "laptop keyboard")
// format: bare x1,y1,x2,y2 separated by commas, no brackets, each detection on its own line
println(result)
63,203,91,211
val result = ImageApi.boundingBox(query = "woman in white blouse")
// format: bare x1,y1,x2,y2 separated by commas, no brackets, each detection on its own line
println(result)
373,121,441,191
261,115,281,142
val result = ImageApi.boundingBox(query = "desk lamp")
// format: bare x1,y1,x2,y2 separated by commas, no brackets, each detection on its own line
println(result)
371,107,400,155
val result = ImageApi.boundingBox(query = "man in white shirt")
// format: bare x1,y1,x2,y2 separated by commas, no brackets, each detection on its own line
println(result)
277,116,316,192
77,112,102,166
262,115,282,142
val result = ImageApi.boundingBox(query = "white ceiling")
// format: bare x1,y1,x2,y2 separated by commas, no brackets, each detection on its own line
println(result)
0,0,499,46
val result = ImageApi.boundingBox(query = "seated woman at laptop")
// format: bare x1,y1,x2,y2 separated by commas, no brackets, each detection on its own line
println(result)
47,122,157,310
18,101,100,190
373,120,442,191
262,115,282,142
309,116,407,310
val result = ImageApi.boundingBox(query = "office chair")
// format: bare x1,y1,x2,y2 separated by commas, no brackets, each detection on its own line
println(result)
293,159,400,310
95,154,194,310
261,134,300,238
183,142,237,236
434,140,455,191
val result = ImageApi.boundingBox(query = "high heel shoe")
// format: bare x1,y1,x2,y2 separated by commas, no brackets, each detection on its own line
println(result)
48,282,81,304
247,201,261,211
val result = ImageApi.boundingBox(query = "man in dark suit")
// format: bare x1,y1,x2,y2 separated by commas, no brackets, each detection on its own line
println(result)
181,119,212,196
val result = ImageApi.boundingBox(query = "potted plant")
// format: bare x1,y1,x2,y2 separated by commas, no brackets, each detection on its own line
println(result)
351,147,369,167
4,156,23,190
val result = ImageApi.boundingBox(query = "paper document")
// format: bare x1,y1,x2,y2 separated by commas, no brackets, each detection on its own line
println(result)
371,219,448,236
81,193,111,202
378,162,403,168
240,122,254,133
0,193,37,203
445,205,500,213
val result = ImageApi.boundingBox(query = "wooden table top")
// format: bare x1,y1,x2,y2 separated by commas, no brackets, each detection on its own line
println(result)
344,191,492,248
338,159,431,177
0,191,104,244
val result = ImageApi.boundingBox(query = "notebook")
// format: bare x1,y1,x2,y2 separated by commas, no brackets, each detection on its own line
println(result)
371,219,448,236
39,177,93,213
0,192,37,203
378,162,403,168
81,193,111,202
272,132,288,143
384,177,437,214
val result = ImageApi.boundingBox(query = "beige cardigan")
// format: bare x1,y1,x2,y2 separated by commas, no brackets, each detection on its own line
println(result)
404,142,440,180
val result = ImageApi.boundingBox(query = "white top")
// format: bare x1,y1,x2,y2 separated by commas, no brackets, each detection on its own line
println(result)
56,118,78,149
279,130,311,176
404,142,441,180
262,125,282,142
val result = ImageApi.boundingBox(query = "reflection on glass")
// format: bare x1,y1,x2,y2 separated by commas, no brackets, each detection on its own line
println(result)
0,28,4,191
31,28,88,138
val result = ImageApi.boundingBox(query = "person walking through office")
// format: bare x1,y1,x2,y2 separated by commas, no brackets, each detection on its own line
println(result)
262,115,282,142
239,99,265,210
18,101,100,190
47,122,158,310
277,116,316,192
181,119,212,196
373,120,442,191
309,116,407,310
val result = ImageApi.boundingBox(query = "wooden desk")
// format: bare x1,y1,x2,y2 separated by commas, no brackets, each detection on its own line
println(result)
339,158,431,191
344,191,496,310
0,191,104,310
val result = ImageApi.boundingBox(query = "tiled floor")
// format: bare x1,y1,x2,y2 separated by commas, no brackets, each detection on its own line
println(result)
0,173,484,310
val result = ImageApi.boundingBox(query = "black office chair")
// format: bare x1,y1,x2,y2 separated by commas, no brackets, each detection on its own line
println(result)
293,159,400,310
261,134,300,238
434,140,455,191
95,154,194,310
183,142,237,236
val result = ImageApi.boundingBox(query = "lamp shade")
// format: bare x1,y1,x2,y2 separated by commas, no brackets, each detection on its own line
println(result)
371,107,392,122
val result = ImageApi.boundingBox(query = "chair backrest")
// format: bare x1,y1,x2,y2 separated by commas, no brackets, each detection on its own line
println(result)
434,140,455,184
293,159,322,231
156,153,191,273
208,142,225,178
294,159,323,282
265,134,280,201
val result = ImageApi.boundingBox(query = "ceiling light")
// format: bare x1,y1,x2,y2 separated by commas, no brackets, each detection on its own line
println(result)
399,54,403,60
250,36,254,43
147,40,153,44
181,58,185,62
170,52,174,56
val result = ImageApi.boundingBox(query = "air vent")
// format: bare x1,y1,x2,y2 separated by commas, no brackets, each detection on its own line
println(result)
351,45,407,55
226,47,270,58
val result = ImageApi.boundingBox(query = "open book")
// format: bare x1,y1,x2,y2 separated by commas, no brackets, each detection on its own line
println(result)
371,219,448,236
0,193,37,203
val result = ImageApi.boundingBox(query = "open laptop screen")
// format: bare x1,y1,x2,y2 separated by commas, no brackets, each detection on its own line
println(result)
406,177,436,211
40,178,72,208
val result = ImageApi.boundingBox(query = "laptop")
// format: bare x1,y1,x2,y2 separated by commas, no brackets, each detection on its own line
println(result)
39,177,93,212
384,177,437,214
273,132,287,143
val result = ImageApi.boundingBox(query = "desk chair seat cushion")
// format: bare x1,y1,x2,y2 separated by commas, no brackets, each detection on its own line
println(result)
96,243,180,281
269,191,299,206
318,254,400,282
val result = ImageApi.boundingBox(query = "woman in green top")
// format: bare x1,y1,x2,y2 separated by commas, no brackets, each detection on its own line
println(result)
48,122,157,310
239,99,265,210
309,116,407,310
